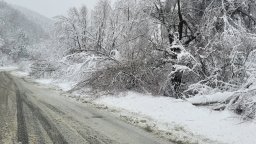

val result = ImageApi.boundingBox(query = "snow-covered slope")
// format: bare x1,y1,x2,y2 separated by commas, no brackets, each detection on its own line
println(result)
13,5,54,33
0,1,47,41
0,1,54,65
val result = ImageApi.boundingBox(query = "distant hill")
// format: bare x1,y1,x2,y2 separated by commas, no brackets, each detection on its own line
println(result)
0,1,49,42
0,1,53,60
13,5,54,33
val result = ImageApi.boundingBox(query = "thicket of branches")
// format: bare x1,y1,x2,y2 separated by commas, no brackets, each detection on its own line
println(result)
52,0,256,99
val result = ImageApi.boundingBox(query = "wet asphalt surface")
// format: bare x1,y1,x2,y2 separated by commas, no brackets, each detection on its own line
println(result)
0,72,172,144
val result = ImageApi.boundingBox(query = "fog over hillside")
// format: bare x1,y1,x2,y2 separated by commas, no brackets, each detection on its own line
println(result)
13,5,54,33
0,1,48,40
0,1,53,65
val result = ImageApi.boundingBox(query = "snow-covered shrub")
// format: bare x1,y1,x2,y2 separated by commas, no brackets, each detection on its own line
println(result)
0,52,13,66
188,0,256,92
161,64,201,98
243,50,256,89
74,59,165,95
228,91,256,120
225,50,256,120
184,83,213,97
56,53,101,82
30,60,58,78
159,42,202,98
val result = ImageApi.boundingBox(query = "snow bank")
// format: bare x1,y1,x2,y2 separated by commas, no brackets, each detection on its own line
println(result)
0,66,18,72
35,79,53,85
10,71,29,77
0,66,29,77
95,91,256,144
188,91,234,104
54,81,76,91
35,78,75,91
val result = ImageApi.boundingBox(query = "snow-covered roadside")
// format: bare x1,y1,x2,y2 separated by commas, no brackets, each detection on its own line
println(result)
11,71,30,77
94,91,256,144
34,79,76,91
0,66,18,72
0,66,30,77
32,77,209,143
32,76,256,144
0,66,75,92
3,66,255,144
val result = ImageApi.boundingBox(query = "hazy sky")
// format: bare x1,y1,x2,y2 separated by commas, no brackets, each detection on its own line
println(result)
5,0,99,18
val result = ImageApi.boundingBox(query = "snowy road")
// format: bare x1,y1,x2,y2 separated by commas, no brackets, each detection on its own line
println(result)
0,71,171,144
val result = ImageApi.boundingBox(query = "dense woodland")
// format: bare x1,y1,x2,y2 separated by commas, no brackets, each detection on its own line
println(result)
1,0,256,119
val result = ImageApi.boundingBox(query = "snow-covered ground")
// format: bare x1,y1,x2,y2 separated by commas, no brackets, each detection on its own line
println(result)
0,66,18,72
35,79,76,91
95,91,256,144
32,76,256,144
188,91,234,105
0,66,30,77
2,66,255,144
10,71,30,77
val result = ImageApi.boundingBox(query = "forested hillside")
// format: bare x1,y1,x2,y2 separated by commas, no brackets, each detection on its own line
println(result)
0,1,51,66
13,5,54,33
